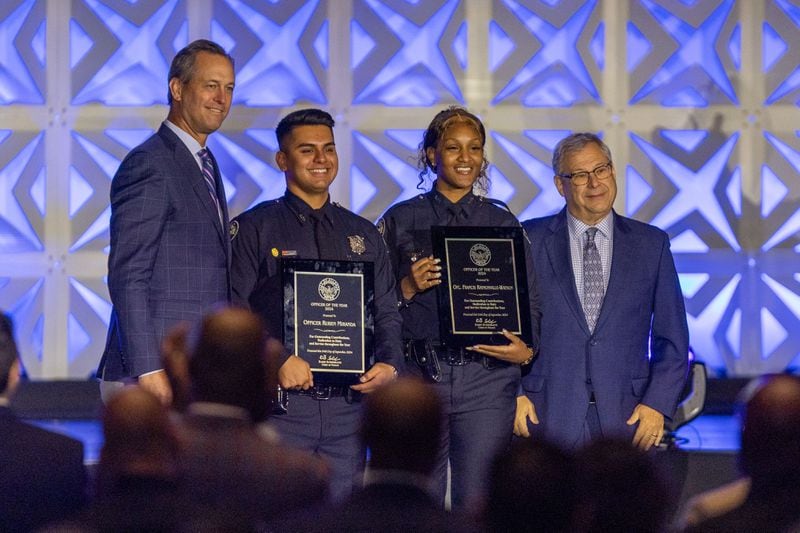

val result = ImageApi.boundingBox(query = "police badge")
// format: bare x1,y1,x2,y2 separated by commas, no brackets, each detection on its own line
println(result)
348,235,366,254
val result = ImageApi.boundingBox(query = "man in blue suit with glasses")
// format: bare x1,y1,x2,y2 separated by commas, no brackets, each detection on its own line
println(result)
515,132,689,451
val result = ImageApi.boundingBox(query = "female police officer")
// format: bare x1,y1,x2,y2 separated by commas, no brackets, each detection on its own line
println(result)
378,107,541,509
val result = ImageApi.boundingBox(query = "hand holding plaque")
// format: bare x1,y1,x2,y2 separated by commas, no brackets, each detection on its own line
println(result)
282,259,375,386
400,254,442,299
431,226,532,348
467,328,535,364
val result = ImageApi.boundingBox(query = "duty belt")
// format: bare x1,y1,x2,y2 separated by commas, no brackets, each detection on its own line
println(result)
404,339,483,367
293,385,354,400
432,345,484,366
273,385,359,415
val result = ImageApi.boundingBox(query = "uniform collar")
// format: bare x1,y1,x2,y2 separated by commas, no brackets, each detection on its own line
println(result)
283,189,334,226
428,184,478,221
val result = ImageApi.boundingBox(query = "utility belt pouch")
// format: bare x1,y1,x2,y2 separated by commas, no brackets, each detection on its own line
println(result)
406,339,442,383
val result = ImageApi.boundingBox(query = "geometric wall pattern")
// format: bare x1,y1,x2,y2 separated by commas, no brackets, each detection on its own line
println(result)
1,0,799,378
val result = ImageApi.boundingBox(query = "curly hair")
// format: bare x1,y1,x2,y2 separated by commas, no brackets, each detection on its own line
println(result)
416,106,490,194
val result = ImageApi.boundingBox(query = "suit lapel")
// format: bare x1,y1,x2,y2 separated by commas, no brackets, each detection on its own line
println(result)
159,125,228,243
594,212,635,332
205,148,233,271
545,210,591,335
205,148,231,241
206,148,229,228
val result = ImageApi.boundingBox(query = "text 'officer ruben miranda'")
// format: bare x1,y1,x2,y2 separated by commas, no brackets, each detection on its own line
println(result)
229,108,403,500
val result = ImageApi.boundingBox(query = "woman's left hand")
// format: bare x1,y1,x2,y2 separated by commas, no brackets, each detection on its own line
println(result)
467,329,534,364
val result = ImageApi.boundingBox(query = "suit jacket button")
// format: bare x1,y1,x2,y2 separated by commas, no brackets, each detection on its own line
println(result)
590,339,598,346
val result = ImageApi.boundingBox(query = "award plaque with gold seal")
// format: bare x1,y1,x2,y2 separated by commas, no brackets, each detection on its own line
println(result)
281,259,375,386
431,226,532,348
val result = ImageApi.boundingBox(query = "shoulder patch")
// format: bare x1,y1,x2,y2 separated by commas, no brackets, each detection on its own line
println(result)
229,220,239,240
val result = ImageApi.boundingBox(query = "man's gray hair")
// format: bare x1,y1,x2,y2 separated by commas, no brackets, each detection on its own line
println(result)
552,132,613,176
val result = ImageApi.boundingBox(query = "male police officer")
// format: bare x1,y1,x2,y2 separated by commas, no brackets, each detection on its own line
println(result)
231,108,402,501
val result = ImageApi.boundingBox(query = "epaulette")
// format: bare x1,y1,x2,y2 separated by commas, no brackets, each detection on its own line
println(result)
401,194,426,206
253,197,283,210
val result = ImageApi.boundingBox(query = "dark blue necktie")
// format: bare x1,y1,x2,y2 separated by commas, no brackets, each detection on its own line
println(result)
308,211,337,260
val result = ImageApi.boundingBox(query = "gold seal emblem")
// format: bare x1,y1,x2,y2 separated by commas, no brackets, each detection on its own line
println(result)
229,220,239,240
348,235,366,254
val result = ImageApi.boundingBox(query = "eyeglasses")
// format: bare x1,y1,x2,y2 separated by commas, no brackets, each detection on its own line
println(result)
558,161,613,186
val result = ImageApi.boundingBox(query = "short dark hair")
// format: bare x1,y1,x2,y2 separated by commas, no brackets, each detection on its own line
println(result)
167,39,233,105
486,439,576,533
740,374,800,489
551,132,613,176
573,439,671,533
417,106,489,193
275,108,335,151
188,308,271,422
361,379,443,475
0,312,19,393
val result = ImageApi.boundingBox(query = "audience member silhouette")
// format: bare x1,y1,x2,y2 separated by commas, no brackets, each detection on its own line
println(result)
687,374,800,532
164,306,329,528
679,472,750,527
300,378,475,533
0,311,87,532
572,438,671,533
70,386,198,531
483,439,575,533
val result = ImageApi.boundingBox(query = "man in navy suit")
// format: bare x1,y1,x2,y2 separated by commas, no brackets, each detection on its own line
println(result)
98,39,235,404
0,312,87,531
515,133,689,451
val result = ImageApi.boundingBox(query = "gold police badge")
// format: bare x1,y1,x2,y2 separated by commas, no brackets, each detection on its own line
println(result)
348,235,366,255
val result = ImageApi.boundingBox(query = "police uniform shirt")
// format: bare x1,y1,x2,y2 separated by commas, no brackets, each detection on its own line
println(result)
379,186,541,347
230,190,403,371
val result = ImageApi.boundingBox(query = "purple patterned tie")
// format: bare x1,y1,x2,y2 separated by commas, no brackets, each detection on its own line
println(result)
197,148,223,228
583,227,604,332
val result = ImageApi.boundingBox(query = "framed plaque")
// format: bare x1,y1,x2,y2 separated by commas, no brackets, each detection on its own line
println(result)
431,226,532,347
282,259,375,386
